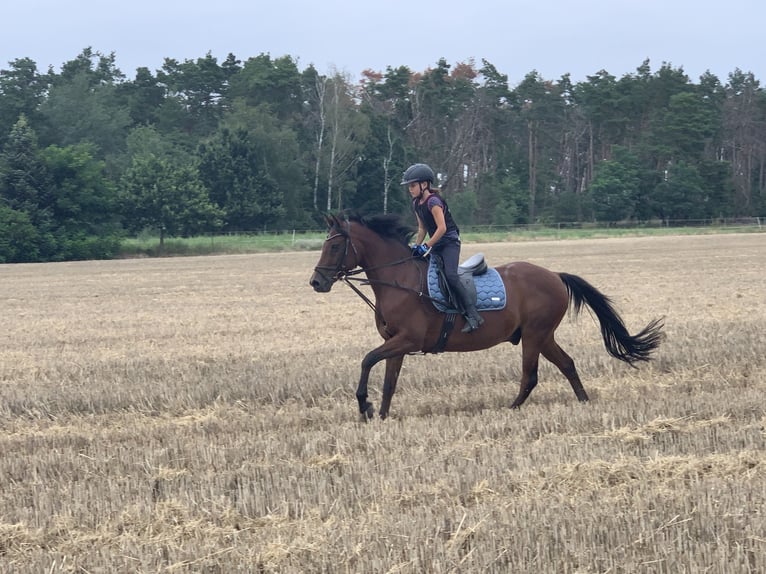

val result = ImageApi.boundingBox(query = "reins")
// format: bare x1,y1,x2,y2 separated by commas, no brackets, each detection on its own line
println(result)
339,264,434,313
314,220,441,319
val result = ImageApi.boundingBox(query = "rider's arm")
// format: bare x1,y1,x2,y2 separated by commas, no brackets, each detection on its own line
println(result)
415,215,428,244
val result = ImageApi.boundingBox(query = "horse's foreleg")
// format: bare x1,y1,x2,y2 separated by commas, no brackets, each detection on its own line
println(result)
356,339,416,421
356,349,380,420
541,340,589,403
379,355,404,420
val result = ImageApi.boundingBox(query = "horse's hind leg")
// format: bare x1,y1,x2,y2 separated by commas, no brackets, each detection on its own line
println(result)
541,339,589,403
510,337,542,409
379,355,404,420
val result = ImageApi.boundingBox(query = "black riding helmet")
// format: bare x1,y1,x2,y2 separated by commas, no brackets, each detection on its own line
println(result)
400,163,435,185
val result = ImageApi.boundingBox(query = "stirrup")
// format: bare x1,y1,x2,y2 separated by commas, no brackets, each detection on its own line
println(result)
461,314,484,333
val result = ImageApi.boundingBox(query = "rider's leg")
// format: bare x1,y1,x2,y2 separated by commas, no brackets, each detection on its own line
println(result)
440,242,483,333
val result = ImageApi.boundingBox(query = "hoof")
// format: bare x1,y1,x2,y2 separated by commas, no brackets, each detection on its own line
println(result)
359,402,374,422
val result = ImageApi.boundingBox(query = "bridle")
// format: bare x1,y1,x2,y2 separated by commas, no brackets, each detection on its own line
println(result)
312,219,441,317
312,221,359,284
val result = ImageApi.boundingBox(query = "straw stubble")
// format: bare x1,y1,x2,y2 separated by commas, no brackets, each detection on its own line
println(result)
0,234,764,573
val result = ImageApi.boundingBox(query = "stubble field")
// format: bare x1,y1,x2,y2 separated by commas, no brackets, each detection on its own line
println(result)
0,233,765,573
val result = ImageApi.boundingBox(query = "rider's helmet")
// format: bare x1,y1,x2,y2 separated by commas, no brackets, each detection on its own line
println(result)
400,163,435,185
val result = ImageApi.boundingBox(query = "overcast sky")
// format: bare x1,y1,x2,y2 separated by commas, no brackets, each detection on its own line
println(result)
2,0,763,85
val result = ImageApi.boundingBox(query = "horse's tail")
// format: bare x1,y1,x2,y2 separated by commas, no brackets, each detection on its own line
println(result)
559,272,664,366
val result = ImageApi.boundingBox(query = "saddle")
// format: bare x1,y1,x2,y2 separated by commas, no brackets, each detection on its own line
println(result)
458,252,488,276
427,253,507,313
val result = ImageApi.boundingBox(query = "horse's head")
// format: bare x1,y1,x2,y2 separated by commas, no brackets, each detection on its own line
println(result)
309,215,360,292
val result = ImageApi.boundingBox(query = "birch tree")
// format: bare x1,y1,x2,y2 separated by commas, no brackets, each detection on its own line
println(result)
324,69,368,211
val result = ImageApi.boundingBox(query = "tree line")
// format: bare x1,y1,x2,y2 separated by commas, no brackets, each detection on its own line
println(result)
0,48,764,262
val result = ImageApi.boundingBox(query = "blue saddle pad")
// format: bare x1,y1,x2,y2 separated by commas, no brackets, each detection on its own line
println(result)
427,258,507,313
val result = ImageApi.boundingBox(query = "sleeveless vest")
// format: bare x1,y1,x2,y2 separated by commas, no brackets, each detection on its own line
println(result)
412,194,460,246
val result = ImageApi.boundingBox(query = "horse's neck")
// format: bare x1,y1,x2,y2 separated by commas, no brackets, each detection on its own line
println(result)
358,241,420,286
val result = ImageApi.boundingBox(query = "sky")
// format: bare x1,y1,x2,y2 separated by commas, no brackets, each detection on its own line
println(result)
2,0,764,86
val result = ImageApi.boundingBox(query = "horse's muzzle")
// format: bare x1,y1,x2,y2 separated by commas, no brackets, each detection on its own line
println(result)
309,271,334,292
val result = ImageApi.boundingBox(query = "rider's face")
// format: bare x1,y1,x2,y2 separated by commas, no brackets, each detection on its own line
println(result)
408,181,424,198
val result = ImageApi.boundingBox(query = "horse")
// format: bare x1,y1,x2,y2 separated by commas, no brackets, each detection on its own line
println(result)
309,212,664,420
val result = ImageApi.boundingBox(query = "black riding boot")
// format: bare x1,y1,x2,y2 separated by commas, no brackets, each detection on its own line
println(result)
451,281,484,333
461,302,484,333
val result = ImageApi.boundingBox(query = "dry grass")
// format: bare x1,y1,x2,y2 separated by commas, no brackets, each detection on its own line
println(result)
1,234,765,573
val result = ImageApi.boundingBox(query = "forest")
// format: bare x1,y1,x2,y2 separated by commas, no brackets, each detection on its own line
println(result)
0,48,764,262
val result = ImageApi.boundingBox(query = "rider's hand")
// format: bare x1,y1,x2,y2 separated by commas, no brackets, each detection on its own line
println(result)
411,243,431,258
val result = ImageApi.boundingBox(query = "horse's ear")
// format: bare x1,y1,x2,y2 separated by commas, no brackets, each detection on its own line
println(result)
324,214,341,230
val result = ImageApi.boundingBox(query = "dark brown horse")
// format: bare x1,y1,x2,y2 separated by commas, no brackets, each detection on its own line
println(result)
309,212,664,420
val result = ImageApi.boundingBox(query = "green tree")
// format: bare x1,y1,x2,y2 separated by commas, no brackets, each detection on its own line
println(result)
448,189,479,226
651,161,707,220
471,168,524,226
0,115,57,259
697,70,727,154
0,58,49,149
588,147,642,221
473,61,525,223
120,154,222,246
651,91,718,164
722,69,765,213
407,59,483,194
321,70,369,212
226,53,302,122
197,126,281,230
39,71,131,158
33,48,131,159
157,53,234,137
351,65,412,216
0,116,49,214
698,159,736,217
56,47,125,85
42,143,122,259
0,203,40,263
513,71,566,221
116,67,166,127
574,69,623,167
200,101,310,229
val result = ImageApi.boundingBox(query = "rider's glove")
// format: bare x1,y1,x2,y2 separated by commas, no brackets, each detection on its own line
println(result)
411,243,431,258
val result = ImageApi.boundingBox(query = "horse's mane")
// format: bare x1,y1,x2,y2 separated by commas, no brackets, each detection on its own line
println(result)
340,211,415,246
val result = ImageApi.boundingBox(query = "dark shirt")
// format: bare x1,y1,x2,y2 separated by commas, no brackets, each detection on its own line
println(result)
412,194,460,247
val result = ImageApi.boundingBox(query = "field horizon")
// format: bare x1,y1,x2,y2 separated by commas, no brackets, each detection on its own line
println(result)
1,232,765,573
